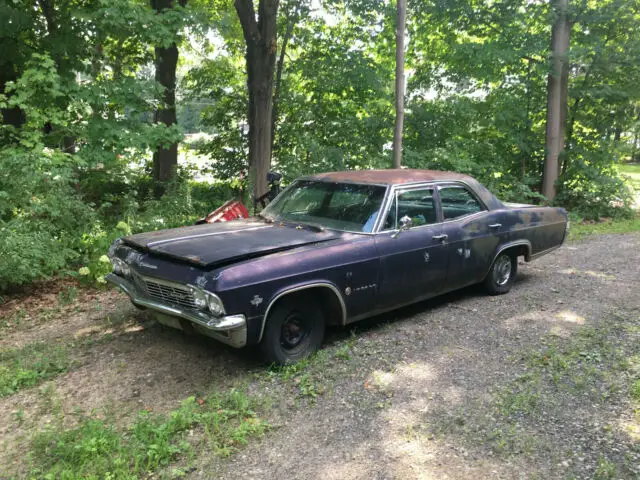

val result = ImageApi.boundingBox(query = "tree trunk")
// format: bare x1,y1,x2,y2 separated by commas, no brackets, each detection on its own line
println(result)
0,66,24,129
235,0,279,208
632,109,639,162
151,0,185,196
271,9,295,155
542,0,571,201
561,46,604,175
392,0,406,169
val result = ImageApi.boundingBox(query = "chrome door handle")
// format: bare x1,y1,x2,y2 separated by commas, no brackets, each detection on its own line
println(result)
432,234,448,241
489,223,502,229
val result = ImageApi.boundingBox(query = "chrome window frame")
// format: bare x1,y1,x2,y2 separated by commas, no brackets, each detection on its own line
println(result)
435,181,489,224
378,182,440,232
264,178,390,235
264,178,493,235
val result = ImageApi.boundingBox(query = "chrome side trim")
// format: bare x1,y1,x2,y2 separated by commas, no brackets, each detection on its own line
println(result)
106,273,247,348
258,282,347,343
530,244,562,260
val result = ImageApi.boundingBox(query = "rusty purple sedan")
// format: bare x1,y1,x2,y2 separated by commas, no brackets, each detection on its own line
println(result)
106,169,568,364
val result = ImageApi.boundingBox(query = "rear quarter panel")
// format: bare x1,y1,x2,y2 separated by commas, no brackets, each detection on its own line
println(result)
502,206,568,256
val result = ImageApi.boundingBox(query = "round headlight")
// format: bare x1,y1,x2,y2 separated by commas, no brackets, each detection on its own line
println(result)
111,258,123,275
189,287,208,310
111,260,122,275
206,293,225,317
121,262,131,277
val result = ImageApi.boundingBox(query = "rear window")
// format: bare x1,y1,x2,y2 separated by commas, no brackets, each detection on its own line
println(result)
439,186,485,220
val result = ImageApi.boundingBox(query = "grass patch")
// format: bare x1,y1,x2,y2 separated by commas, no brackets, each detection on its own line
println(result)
488,317,639,466
594,455,618,480
499,323,633,412
263,349,334,400
620,162,640,188
0,343,72,397
29,389,268,479
261,331,361,401
568,214,640,241
631,379,640,401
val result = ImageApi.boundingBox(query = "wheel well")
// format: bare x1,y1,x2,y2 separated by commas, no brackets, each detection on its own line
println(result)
501,243,530,261
264,286,345,330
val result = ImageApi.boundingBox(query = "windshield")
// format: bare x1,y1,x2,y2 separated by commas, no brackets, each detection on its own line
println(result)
262,180,387,233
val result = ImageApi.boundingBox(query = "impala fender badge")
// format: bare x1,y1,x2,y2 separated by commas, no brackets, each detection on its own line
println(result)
424,252,430,263
250,295,263,307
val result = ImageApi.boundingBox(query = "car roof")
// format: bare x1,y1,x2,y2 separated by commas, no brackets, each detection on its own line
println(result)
304,169,474,186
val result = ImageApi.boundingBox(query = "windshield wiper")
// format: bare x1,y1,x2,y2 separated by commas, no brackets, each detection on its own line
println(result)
294,221,326,232
257,212,274,223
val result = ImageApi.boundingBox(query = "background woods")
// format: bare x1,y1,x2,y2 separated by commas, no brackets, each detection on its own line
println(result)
1,0,639,290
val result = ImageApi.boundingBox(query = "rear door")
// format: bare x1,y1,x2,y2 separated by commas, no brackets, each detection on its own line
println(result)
438,183,506,288
374,185,449,309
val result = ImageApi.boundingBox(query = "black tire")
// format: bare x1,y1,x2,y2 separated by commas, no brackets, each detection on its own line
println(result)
484,251,517,295
260,296,325,365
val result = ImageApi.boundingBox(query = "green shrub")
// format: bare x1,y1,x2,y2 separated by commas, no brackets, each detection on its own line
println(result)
556,163,635,220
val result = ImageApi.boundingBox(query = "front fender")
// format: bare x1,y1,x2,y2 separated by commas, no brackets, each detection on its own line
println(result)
257,281,347,343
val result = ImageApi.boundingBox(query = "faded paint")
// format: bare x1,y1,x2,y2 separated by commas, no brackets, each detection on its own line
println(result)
106,170,568,349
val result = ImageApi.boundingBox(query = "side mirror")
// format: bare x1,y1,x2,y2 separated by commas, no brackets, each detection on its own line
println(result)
392,215,412,238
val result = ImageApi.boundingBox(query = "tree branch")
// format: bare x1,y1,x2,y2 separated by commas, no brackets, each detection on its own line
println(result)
235,0,260,44
271,3,295,152
37,0,57,36
258,0,279,50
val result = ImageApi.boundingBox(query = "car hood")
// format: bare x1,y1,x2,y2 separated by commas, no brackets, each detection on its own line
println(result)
122,219,343,268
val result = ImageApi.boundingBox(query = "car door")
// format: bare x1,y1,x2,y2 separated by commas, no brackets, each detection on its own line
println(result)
438,183,507,289
374,185,449,309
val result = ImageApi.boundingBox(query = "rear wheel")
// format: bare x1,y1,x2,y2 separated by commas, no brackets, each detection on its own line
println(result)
260,297,325,365
484,251,517,295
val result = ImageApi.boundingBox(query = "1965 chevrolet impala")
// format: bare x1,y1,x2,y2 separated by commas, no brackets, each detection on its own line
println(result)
107,169,568,364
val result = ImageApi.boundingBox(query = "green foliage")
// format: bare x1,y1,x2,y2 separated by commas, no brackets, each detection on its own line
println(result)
0,343,71,397
2,0,640,291
29,391,268,479
631,379,640,401
557,162,635,220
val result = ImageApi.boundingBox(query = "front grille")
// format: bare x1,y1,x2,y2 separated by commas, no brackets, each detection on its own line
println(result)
142,278,197,310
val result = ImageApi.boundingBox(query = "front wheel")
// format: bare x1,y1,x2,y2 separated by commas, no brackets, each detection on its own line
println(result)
484,252,517,295
259,297,325,365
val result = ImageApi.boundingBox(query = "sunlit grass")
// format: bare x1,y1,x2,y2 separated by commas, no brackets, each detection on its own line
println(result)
569,214,640,241
0,343,72,397
620,162,640,177
29,390,268,479
620,162,640,189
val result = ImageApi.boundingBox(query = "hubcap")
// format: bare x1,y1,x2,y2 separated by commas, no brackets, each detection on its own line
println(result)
493,255,512,286
281,313,310,350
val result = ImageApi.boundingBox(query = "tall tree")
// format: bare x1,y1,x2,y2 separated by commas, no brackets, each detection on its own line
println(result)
542,0,572,201
151,0,187,195
235,0,279,208
272,0,308,155
392,0,406,169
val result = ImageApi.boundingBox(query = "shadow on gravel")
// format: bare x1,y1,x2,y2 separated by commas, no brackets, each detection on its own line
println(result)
208,249,640,480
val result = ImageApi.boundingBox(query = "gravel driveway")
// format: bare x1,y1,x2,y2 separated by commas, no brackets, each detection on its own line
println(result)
1,232,638,479
204,232,640,480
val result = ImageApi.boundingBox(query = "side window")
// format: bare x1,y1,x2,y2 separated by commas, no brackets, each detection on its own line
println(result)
383,188,437,230
439,186,484,220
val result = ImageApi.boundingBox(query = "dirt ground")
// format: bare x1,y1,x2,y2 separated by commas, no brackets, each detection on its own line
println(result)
1,232,639,479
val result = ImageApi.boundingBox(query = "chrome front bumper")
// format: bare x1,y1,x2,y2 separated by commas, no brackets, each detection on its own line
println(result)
106,273,247,348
